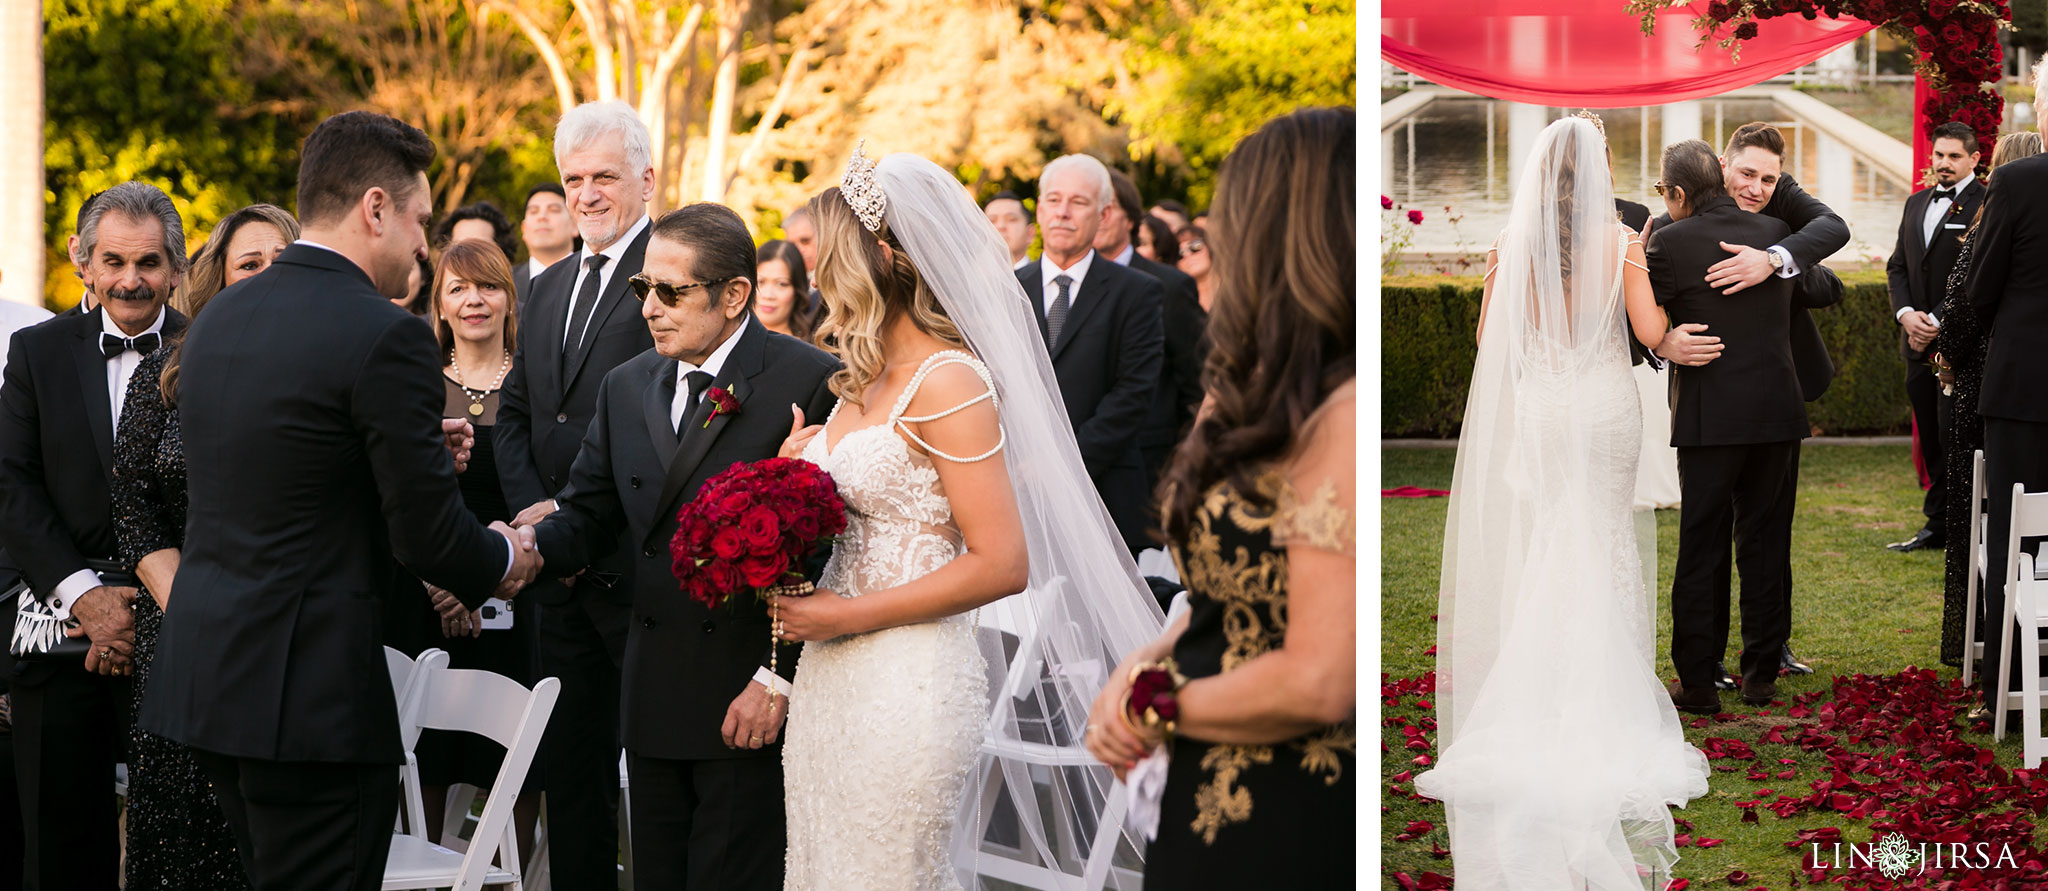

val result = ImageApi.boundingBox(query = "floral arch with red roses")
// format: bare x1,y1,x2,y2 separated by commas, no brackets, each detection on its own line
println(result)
1628,0,2009,176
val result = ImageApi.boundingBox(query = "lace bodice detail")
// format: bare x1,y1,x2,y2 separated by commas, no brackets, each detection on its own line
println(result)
800,351,1000,599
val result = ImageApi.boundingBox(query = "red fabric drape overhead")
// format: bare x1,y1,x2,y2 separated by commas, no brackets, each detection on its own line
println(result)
1383,1,1876,108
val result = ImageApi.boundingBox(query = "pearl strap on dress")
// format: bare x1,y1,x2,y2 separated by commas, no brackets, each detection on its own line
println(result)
890,350,1005,463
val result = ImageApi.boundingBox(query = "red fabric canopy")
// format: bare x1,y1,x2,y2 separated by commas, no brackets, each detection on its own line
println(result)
1383,1,1876,108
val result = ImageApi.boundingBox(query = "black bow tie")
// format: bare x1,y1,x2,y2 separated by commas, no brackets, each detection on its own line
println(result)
100,332,160,359
1932,187,1956,200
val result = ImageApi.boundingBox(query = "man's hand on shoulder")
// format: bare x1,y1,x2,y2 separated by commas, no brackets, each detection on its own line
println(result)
1705,243,1775,294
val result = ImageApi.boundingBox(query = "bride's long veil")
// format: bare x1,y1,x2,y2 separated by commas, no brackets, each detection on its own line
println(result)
1420,117,1708,890
872,154,1165,888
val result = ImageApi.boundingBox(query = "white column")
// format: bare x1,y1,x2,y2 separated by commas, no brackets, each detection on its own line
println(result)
1661,100,1703,148
0,0,42,308
1507,102,1549,192
1816,41,1859,86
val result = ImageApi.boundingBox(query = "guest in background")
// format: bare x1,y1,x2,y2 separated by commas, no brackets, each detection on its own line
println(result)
410,238,543,858
1015,154,1165,556
1936,130,2043,673
0,180,190,891
518,182,577,300
1136,215,1180,266
754,238,815,342
396,254,433,317
1886,122,1983,555
1149,199,1189,233
1103,169,1206,507
112,211,254,890
437,201,518,264
783,205,818,274
179,204,299,315
984,190,1035,269
1178,225,1214,312
1086,107,1355,887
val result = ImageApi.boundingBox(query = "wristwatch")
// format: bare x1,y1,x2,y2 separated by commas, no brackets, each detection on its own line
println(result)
1766,249,1785,271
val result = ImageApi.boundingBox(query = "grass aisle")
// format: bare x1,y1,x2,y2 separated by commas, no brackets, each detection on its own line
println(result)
1380,444,2048,889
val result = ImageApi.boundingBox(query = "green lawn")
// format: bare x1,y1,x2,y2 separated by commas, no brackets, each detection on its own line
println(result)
1380,444,2044,889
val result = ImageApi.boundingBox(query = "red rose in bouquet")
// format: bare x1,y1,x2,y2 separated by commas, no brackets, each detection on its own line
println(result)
669,457,848,611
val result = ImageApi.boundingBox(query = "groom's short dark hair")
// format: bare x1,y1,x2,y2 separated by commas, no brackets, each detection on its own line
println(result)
1662,139,1727,204
1723,122,1785,160
296,111,436,226
653,203,758,310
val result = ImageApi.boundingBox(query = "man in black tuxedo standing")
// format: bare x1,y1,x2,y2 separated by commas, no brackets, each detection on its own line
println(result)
0,180,189,891
497,100,659,889
1648,140,1806,715
1102,170,1207,504
516,182,578,305
143,112,541,891
1963,68,2048,718
528,203,838,889
1016,155,1165,556
1885,122,1985,553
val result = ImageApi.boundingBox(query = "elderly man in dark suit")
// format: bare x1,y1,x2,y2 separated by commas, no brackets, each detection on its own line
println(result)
1886,122,1985,553
1015,154,1166,556
143,111,540,891
0,180,189,891
529,203,838,890
1963,67,2048,720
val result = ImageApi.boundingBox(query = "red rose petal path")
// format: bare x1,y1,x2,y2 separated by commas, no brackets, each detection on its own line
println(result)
1384,667,2048,889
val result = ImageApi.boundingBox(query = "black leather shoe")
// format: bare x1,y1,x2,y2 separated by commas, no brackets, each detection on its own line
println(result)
1742,679,1778,706
1668,680,1721,715
1886,528,1944,552
1780,643,1812,675
1713,663,1738,690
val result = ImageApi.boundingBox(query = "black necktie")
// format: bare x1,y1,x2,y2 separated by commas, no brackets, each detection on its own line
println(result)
678,370,714,437
566,254,610,353
100,331,160,359
1046,274,1073,351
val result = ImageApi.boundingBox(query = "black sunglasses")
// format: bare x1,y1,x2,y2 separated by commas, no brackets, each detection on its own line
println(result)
628,273,730,307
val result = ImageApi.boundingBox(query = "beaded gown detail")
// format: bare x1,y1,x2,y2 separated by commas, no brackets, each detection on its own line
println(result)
784,352,1000,891
1935,229,1985,668
112,347,251,889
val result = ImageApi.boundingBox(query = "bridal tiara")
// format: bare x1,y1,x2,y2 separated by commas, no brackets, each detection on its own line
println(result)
1571,110,1607,139
841,140,887,234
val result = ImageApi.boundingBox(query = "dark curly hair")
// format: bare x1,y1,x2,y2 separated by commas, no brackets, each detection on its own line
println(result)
1159,107,1356,541
435,200,518,263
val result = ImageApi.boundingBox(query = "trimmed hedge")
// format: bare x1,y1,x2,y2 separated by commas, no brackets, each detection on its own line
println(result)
1382,271,1912,437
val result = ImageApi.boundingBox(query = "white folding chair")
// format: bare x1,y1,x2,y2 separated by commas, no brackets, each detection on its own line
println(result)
1989,485,2048,765
383,668,558,891
1963,451,1989,685
386,647,448,839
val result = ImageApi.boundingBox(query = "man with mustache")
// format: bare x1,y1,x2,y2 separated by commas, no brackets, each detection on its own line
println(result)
0,181,187,890
494,99,656,887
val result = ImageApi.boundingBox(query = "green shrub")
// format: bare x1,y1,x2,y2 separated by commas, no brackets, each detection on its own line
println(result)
1381,271,1912,437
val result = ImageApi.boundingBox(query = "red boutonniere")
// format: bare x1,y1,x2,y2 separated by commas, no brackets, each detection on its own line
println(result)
704,386,740,428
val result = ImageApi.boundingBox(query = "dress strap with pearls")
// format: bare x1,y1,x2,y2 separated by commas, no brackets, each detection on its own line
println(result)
890,350,1005,463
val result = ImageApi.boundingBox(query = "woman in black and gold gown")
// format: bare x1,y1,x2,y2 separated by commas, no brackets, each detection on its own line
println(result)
1084,107,1357,887
1936,131,2042,676
112,203,300,889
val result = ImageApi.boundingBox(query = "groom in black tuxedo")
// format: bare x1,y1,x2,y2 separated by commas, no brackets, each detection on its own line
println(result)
1885,122,1985,553
144,112,541,891
530,203,838,890
1648,140,1806,714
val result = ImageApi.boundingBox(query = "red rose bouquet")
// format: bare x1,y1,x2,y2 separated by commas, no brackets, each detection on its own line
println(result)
669,457,846,674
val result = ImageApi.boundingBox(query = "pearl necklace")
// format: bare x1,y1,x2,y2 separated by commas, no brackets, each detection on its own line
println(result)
449,349,512,417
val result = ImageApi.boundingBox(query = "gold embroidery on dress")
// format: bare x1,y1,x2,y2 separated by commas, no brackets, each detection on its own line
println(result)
1273,478,1355,555
1189,743,1272,844
1295,724,1356,786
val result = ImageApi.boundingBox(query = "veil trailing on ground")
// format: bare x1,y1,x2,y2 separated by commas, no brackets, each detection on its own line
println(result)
872,152,1165,887
1417,116,1707,890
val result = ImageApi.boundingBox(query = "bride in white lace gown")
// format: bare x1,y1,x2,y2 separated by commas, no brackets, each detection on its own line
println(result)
770,148,1164,890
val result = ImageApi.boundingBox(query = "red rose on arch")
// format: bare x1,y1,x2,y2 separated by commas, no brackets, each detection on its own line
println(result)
1734,20,1759,39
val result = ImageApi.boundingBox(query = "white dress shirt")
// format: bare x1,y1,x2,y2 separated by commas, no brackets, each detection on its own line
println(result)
1109,243,1136,266
669,315,750,432
563,214,652,349
527,257,550,281
50,306,169,620
1011,257,1030,271
1039,249,1096,316
1894,173,1976,324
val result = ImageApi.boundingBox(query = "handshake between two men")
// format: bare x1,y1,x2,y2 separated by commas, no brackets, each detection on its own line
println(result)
433,418,547,639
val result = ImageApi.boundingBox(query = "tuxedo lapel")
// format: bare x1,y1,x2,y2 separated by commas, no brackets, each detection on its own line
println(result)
562,227,650,396
72,312,115,476
1905,189,1931,269
1050,256,1116,362
650,323,766,536
643,361,681,471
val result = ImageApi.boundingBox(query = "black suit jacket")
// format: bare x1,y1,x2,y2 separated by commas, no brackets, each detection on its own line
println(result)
1129,254,1206,463
1966,153,2048,423
142,245,510,765
1015,255,1166,552
511,259,534,313
1616,198,1651,232
496,225,654,606
1649,197,1808,448
0,306,187,682
1888,178,1986,360
533,322,839,760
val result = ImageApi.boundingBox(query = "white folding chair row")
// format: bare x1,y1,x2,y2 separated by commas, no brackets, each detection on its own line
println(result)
1990,484,2048,768
1964,451,1988,686
381,663,559,891
385,646,448,838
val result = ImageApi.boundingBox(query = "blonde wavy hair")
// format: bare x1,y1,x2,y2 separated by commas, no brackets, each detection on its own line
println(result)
807,185,966,408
